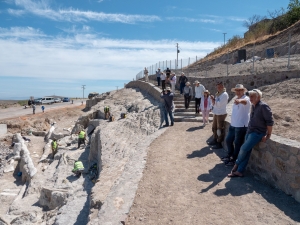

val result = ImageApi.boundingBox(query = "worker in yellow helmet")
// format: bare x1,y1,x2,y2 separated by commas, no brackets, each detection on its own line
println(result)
78,129,86,148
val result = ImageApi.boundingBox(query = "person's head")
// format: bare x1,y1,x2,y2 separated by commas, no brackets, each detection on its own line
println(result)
186,82,190,86
181,72,185,76
248,89,262,105
216,81,224,92
203,90,210,97
167,67,169,70
161,72,164,75
53,138,56,142
158,68,160,71
231,84,247,98
194,80,200,87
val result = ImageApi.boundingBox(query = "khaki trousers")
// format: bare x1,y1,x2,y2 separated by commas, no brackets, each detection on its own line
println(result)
212,114,227,143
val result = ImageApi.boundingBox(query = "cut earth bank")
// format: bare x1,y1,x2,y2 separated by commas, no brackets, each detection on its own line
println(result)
0,88,166,225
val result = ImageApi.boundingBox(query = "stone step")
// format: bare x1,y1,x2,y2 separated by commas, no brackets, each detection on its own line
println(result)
174,108,195,112
174,112,213,117
174,101,195,104
174,116,213,122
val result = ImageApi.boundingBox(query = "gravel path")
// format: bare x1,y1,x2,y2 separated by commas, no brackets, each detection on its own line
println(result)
126,122,300,225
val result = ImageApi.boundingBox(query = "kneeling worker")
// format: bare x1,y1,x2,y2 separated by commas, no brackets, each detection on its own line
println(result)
51,138,58,159
72,160,84,177
78,129,86,148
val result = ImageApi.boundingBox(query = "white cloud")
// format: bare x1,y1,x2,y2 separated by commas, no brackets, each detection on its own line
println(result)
8,0,161,23
166,17,217,24
0,26,220,81
7,8,26,16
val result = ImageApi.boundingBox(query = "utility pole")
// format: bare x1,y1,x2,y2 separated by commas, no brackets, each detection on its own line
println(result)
223,33,227,46
81,85,86,99
176,43,180,69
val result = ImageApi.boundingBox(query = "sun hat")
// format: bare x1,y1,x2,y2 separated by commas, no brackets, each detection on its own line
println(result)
231,84,248,92
194,80,200,84
204,90,209,93
186,82,190,86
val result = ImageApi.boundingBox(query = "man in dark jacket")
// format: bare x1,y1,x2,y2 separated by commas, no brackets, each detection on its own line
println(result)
228,89,274,177
160,87,174,127
178,72,188,95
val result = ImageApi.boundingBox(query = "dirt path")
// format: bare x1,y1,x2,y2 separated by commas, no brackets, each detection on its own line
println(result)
126,122,300,225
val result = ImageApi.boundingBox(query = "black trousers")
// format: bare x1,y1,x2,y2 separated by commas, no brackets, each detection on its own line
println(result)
161,80,166,89
184,95,191,109
157,77,161,86
195,98,201,113
78,138,85,148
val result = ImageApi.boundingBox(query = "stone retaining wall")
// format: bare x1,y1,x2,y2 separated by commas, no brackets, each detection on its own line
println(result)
149,70,300,100
224,99,300,203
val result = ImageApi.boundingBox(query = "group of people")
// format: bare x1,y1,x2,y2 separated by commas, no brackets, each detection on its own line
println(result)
32,105,45,114
159,72,274,177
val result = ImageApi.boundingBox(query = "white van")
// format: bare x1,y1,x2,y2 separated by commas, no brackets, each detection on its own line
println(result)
41,97,55,104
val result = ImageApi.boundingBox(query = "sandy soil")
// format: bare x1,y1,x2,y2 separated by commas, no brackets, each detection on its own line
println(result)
126,122,300,225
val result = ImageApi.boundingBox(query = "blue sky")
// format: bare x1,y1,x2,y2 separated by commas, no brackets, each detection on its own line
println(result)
0,0,290,99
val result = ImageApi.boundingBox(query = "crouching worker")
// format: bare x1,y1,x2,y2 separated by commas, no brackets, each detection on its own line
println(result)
72,160,84,177
51,138,58,159
78,129,86,148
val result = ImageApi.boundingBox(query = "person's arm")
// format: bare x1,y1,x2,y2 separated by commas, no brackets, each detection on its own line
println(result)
261,126,273,142
261,104,274,142
234,98,247,105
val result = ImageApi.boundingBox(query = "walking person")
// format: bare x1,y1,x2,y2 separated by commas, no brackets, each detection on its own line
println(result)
208,81,229,149
41,105,45,113
183,82,193,109
156,68,161,86
160,72,166,90
222,84,251,166
144,67,149,82
51,138,58,159
32,104,36,114
78,129,86,148
200,90,213,126
228,89,274,177
194,80,206,115
178,72,188,95
160,87,174,127
170,72,176,93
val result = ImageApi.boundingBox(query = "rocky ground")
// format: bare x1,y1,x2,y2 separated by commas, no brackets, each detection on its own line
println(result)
0,100,20,109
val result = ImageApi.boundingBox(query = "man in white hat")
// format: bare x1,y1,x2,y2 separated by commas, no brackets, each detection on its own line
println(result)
208,81,229,149
194,80,205,115
221,84,251,166
160,87,174,127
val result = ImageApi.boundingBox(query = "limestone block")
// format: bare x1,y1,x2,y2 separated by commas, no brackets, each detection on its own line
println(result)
89,119,101,128
277,147,290,160
39,187,69,210
275,157,287,173
87,124,96,135
32,131,47,137
50,131,66,140
71,124,84,135
289,146,299,155
263,151,274,167
13,143,22,156
44,126,55,142
0,124,7,135
20,151,37,182
10,212,38,225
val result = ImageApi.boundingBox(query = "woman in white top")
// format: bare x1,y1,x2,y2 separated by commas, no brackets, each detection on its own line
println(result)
170,73,176,93
160,72,166,90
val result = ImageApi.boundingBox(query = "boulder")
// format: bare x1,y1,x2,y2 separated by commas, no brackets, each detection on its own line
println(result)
39,187,69,210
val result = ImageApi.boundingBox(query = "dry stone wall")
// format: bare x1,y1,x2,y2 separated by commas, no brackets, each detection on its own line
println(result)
224,99,300,203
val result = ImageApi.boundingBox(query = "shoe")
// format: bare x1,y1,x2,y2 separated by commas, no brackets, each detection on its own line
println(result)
225,160,235,167
208,139,217,145
211,142,223,149
220,155,230,161
171,122,174,126
163,124,169,127
203,122,206,126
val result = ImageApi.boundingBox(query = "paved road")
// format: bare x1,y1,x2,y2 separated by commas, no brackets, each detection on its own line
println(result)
0,100,85,120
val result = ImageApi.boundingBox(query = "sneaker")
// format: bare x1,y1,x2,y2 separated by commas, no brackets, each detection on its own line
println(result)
221,155,230,161
163,124,169,127
212,142,223,149
225,160,235,167
203,122,206,126
208,139,217,145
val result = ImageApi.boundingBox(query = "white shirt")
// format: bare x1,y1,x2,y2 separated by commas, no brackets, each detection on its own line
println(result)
231,95,251,127
160,74,166,80
212,91,229,115
170,75,176,84
195,84,205,98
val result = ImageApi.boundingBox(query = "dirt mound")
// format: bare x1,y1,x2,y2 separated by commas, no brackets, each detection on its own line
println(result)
260,78,300,142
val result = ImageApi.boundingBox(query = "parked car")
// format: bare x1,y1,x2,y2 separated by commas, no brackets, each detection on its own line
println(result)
34,98,42,105
41,97,55,104
54,98,62,103
63,97,70,102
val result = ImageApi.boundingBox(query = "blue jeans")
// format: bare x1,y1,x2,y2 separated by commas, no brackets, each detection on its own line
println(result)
157,77,161,86
225,126,247,161
235,132,265,173
164,109,174,125
180,83,185,94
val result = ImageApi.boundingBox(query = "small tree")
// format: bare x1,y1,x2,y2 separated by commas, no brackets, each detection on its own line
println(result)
286,0,300,25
